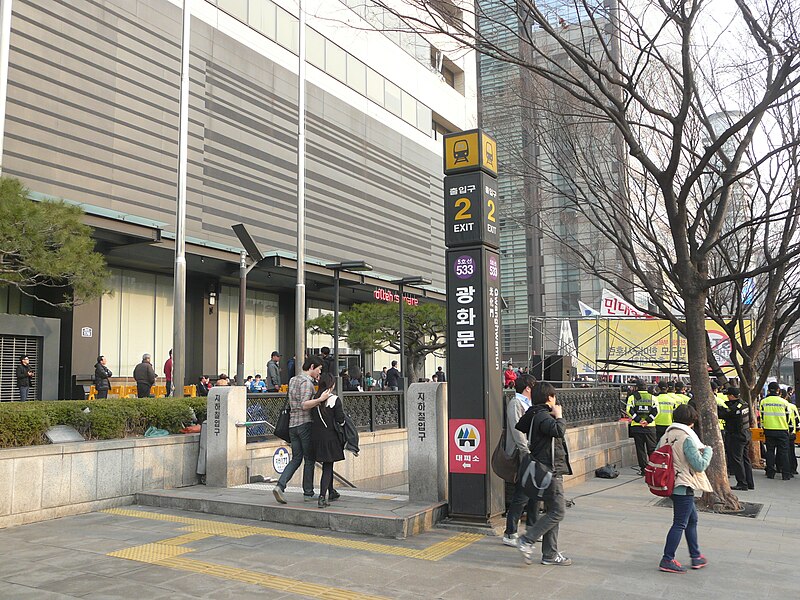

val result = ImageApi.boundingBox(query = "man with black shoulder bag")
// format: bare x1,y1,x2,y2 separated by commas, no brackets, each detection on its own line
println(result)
514,382,573,567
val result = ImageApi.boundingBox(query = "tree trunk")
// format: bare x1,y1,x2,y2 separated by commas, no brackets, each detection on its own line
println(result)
406,353,426,386
684,293,742,512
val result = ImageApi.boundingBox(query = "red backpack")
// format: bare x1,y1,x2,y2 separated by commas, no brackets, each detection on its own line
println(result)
644,443,675,496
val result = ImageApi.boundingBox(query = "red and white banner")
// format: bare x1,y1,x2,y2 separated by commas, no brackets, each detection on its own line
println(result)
600,289,652,318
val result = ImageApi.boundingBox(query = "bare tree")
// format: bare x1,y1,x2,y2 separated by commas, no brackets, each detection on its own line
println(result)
368,0,800,510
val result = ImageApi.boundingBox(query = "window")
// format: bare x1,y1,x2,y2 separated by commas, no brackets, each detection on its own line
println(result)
249,0,276,38
218,0,247,22
366,68,384,104
275,6,299,53
217,287,279,377
325,40,347,82
429,0,463,27
346,54,367,95
443,65,456,88
417,103,432,132
306,27,325,69
432,119,450,140
384,80,402,116
401,90,416,123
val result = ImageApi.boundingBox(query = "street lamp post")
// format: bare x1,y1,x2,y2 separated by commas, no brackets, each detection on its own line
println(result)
326,261,372,395
392,276,431,386
232,224,265,386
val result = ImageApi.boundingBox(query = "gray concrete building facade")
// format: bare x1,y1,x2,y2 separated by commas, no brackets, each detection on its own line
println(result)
0,0,477,398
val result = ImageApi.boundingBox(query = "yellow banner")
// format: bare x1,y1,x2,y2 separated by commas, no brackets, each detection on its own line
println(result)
576,319,752,375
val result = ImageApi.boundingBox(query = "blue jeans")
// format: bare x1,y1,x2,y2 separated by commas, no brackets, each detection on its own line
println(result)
19,386,30,402
277,422,315,496
662,493,700,561
505,478,538,535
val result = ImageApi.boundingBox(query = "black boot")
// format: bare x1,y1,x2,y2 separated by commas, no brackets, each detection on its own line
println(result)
329,489,341,501
318,495,329,508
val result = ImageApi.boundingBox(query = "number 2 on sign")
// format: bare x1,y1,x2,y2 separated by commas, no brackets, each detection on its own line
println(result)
487,199,496,222
454,197,472,220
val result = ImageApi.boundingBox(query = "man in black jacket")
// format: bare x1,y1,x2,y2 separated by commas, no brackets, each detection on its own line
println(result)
515,382,573,566
15,355,34,401
386,360,401,391
720,387,754,490
94,355,112,399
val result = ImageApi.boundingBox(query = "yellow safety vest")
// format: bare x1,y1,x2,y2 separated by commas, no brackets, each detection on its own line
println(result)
654,392,676,426
789,403,799,434
715,393,727,430
760,395,792,431
673,393,690,406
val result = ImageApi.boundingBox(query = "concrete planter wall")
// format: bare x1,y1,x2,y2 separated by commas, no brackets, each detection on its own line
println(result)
0,423,633,529
0,434,200,529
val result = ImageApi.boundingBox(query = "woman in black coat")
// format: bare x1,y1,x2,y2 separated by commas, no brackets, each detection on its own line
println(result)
311,373,345,508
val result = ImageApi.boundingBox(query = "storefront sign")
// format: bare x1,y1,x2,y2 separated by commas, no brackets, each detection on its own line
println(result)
374,288,419,306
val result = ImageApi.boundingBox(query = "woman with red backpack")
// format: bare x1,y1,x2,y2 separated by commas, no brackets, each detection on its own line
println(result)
657,404,713,573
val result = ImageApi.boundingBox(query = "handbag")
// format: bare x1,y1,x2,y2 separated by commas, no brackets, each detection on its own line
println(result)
491,428,520,483
274,400,291,443
519,414,555,498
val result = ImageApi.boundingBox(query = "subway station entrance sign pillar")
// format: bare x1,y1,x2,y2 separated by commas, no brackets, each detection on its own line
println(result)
442,129,504,522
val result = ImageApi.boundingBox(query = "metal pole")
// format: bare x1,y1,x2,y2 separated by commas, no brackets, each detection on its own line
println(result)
333,270,341,396
0,0,11,176
399,282,405,385
172,0,191,397
294,0,307,368
236,251,247,386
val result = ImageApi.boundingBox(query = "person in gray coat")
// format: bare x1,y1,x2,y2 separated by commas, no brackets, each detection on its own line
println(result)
503,373,539,546
266,351,281,392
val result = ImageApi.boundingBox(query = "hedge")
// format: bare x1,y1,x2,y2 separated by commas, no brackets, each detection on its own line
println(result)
0,397,207,448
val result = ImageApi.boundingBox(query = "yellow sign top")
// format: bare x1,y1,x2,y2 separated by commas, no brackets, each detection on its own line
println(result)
443,129,498,177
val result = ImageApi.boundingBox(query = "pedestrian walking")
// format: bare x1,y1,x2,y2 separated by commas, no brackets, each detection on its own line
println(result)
502,373,538,547
311,373,345,508
93,355,112,399
515,382,573,566
657,404,712,573
133,354,156,398
433,366,446,382
386,361,401,391
273,355,330,504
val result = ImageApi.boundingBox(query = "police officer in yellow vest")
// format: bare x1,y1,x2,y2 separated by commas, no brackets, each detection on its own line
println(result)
673,381,690,406
760,382,793,480
654,380,677,441
626,379,659,474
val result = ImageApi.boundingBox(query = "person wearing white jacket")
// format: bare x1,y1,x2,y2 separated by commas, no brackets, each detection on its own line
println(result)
657,403,713,574
502,374,538,547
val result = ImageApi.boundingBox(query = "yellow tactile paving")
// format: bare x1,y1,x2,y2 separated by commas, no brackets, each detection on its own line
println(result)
102,507,481,561
108,542,195,563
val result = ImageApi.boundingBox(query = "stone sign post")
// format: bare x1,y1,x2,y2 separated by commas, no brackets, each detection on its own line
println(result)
406,381,448,503
205,386,247,487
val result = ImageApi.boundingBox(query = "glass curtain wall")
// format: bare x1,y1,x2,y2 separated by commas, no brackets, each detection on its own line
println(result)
217,286,279,378
100,268,173,376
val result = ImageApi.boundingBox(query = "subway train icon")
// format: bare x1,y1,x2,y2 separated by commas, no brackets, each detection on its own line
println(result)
453,139,470,163
485,141,494,166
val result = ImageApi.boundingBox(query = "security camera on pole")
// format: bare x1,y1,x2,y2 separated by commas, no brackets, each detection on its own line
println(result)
442,129,504,522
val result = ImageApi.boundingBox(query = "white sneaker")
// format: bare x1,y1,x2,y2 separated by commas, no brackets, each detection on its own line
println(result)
502,533,519,547
518,539,536,565
541,552,572,566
